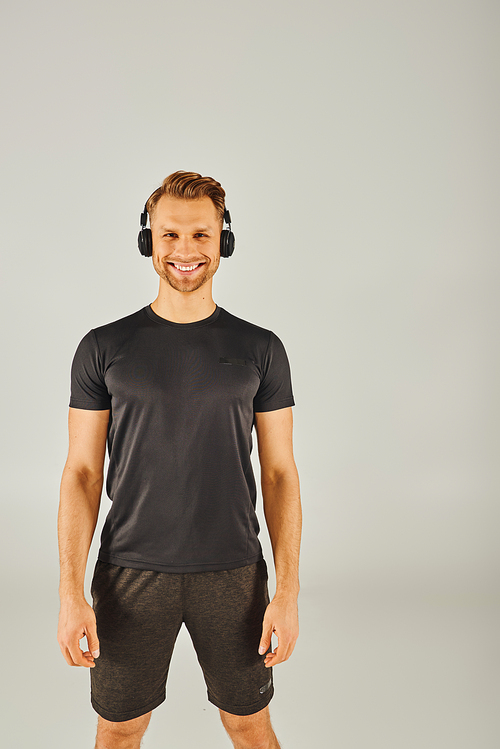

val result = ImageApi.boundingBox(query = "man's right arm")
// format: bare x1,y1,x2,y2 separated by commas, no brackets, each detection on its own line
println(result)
57,406,110,668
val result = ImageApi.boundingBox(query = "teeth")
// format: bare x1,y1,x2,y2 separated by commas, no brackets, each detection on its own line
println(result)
173,263,200,271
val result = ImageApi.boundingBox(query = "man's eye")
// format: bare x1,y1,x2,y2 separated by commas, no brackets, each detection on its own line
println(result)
195,233,206,238
163,233,176,238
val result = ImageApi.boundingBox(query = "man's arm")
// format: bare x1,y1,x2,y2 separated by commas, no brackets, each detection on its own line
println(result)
254,406,302,668
57,407,110,668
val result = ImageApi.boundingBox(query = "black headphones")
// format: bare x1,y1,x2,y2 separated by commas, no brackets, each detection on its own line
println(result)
138,204,235,258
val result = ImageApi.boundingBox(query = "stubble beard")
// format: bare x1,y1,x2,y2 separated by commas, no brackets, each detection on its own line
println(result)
152,254,220,293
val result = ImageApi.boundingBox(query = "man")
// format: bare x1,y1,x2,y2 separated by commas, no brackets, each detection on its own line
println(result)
57,171,301,749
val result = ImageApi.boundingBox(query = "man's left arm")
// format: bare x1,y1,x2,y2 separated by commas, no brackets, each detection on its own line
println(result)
254,406,302,668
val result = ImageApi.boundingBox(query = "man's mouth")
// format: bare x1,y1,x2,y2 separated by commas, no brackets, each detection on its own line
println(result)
168,262,205,274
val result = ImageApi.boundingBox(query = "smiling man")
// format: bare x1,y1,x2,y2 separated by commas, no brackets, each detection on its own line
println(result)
57,171,302,749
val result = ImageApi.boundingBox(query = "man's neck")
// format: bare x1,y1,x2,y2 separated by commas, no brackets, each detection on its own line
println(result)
151,282,217,324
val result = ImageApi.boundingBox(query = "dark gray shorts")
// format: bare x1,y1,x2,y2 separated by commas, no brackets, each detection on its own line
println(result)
90,559,274,722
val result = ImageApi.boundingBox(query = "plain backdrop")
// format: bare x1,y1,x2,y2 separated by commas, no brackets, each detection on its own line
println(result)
1,1,499,747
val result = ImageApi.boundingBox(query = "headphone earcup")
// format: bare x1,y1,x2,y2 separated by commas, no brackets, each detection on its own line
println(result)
220,229,235,258
138,228,153,257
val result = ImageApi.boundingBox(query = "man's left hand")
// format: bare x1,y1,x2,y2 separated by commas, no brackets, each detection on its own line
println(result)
258,594,299,667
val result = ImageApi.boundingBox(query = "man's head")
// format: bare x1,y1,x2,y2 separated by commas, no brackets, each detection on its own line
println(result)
147,171,226,294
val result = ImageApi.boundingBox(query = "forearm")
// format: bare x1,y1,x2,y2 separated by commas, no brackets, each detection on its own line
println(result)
58,466,102,601
262,467,302,599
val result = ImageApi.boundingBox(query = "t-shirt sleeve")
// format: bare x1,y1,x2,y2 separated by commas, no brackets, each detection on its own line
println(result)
253,331,295,413
69,329,111,410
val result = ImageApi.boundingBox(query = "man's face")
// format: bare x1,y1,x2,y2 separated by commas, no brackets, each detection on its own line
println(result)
150,195,221,293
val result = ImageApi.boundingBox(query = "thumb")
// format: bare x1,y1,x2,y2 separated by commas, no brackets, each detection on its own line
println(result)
259,618,273,655
86,625,100,658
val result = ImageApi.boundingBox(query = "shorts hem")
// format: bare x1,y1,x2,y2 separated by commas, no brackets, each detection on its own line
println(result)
208,684,274,716
91,691,166,723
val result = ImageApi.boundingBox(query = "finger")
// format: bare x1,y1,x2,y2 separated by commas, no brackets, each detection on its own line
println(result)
264,637,280,666
264,643,281,664
258,619,273,656
59,639,94,667
82,650,97,667
62,644,84,667
264,635,296,666
87,629,99,658
85,622,100,659
60,644,78,667
67,641,94,668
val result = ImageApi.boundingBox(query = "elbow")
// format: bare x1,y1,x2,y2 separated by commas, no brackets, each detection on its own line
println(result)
260,463,299,490
62,463,104,493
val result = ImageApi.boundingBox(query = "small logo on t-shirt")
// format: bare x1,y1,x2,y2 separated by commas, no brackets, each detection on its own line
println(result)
219,357,247,366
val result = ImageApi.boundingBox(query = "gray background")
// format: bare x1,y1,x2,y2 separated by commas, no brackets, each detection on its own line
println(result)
1,0,499,746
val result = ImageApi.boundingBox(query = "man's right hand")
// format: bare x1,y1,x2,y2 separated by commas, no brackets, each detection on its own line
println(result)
57,597,100,668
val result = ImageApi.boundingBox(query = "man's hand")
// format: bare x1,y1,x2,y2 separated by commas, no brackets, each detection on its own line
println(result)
57,597,100,668
258,594,299,668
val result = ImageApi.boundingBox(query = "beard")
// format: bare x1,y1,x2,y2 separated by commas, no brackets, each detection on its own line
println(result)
152,253,220,293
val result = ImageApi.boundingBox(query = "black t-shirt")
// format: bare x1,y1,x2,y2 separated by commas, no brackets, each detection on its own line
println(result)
69,304,295,573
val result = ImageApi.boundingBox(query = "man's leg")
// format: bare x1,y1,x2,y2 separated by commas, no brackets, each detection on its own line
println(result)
95,712,152,749
220,706,281,749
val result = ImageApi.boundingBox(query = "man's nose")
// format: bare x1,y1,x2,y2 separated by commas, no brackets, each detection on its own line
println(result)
175,235,194,255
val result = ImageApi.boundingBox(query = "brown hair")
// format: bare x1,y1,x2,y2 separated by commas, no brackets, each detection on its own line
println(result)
146,171,226,225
